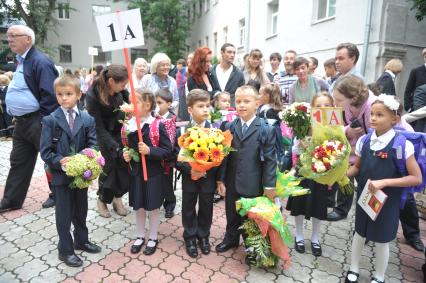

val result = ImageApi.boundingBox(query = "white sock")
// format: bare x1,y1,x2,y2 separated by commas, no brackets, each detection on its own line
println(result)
311,217,321,244
294,215,304,242
349,232,366,275
147,209,160,247
373,242,389,282
135,208,146,245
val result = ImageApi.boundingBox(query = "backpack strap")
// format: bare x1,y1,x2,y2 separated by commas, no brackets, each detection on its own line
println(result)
258,118,269,162
149,118,161,147
391,133,407,176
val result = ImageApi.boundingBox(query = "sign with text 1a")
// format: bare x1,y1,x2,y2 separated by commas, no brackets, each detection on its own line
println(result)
311,107,344,126
95,8,144,52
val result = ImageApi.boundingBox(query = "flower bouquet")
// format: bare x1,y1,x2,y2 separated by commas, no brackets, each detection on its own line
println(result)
298,123,354,194
210,108,238,128
177,127,233,179
279,103,311,139
237,196,292,268
65,148,105,189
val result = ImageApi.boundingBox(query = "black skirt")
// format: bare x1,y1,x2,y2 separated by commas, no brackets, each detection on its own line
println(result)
129,172,165,211
286,179,328,220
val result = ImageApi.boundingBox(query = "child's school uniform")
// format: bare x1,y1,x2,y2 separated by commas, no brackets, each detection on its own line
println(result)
219,116,277,242
40,106,97,256
125,117,173,211
175,120,218,241
160,111,177,213
354,128,414,242
257,104,280,121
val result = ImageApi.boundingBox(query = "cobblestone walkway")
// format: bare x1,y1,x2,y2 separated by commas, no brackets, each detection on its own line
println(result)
0,140,424,282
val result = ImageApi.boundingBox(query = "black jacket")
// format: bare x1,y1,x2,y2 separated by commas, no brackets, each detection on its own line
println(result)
187,73,221,99
210,64,245,107
376,72,396,96
218,117,277,197
404,65,426,111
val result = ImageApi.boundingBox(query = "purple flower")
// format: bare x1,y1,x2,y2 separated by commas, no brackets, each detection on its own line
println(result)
97,156,105,167
83,170,92,180
82,148,95,158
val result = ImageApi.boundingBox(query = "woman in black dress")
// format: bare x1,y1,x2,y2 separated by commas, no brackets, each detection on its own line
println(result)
85,64,129,218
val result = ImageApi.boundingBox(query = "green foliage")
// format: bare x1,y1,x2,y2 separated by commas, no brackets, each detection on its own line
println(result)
241,219,278,268
128,0,191,62
210,108,223,123
410,0,426,21
0,0,59,47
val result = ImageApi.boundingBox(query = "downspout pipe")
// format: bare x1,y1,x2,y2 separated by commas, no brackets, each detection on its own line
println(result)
246,0,251,53
361,0,373,76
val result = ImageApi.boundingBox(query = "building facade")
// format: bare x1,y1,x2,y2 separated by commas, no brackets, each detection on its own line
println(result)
188,0,426,99
44,0,155,70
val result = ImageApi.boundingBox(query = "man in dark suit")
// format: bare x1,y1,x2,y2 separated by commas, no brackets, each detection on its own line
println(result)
0,25,59,213
211,43,245,107
376,58,403,96
404,48,426,111
216,85,277,257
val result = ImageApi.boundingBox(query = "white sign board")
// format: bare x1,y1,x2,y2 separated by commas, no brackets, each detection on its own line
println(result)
88,47,98,56
95,8,144,52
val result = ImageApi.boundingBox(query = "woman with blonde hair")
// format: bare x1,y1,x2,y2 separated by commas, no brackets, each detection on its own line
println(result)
243,49,270,87
376,58,403,96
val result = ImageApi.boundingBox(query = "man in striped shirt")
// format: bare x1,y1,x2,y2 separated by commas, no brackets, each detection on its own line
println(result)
274,50,298,104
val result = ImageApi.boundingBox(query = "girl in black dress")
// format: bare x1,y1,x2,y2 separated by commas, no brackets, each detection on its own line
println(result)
286,92,334,257
123,89,172,255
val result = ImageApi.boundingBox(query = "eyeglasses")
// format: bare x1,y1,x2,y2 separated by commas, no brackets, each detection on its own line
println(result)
7,34,29,39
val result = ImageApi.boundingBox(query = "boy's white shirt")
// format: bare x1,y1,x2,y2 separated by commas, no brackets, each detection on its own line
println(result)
126,115,155,133
60,105,79,124
355,128,414,159
161,111,170,119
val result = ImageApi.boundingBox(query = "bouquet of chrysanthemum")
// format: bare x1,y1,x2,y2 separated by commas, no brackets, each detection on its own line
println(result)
298,123,354,194
237,196,292,268
65,148,105,189
279,103,311,139
178,127,233,179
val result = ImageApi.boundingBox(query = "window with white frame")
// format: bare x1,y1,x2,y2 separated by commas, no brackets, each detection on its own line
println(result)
198,0,203,16
192,3,196,21
92,5,111,17
223,26,228,43
213,32,218,56
205,0,210,12
317,0,336,21
267,1,279,36
58,3,70,20
59,45,72,62
239,18,245,47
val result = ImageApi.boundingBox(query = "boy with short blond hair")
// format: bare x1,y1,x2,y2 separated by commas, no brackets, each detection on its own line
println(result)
40,75,100,267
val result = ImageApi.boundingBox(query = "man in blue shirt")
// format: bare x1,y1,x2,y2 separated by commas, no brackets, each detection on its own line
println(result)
0,25,58,213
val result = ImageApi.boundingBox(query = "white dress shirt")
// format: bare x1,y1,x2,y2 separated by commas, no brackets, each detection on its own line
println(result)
216,65,233,91
61,105,79,124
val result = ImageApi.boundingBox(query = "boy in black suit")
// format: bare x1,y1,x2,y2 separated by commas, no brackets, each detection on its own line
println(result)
215,85,277,259
155,89,177,219
40,75,101,267
176,89,219,258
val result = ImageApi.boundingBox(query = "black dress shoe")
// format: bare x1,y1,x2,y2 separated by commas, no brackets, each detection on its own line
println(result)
143,239,158,255
371,277,385,283
215,239,239,253
58,253,83,267
311,242,322,256
326,211,346,221
213,193,224,203
131,238,145,254
198,238,210,255
165,209,174,219
408,238,425,252
74,242,101,253
245,254,256,266
345,270,359,283
0,201,21,213
42,197,55,208
295,238,305,253
185,239,198,258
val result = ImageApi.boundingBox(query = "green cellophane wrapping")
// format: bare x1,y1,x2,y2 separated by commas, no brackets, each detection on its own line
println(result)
276,170,310,198
236,197,292,268
298,123,354,194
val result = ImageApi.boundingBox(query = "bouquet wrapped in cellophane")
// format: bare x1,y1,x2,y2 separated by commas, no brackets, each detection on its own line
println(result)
278,103,311,139
65,148,105,189
298,123,354,194
275,170,310,198
178,127,233,179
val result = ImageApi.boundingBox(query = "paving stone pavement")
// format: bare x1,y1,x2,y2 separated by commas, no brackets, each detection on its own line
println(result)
0,139,424,282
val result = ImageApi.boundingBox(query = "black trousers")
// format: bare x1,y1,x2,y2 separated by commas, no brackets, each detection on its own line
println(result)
182,190,214,240
55,185,89,255
400,193,421,241
163,167,176,211
1,113,41,208
0,109,13,137
328,178,355,216
224,185,249,242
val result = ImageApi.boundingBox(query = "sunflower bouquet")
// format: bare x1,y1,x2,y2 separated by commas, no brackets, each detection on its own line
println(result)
65,148,105,189
177,127,233,179
298,123,354,194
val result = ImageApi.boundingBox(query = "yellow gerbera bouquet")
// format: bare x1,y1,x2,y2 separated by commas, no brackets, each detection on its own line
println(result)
178,127,233,179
